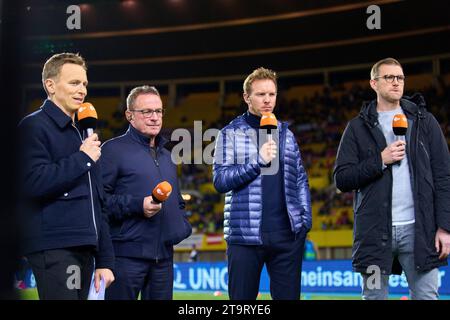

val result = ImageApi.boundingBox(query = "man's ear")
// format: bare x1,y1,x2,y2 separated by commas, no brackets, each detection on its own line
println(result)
45,78,55,95
369,79,377,92
243,92,250,105
125,110,132,121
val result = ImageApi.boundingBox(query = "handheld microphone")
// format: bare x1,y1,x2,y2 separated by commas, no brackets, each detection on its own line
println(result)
151,181,172,204
260,112,277,141
392,113,407,165
392,113,407,140
78,102,98,137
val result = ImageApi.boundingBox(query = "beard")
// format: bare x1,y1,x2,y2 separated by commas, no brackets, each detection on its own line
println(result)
380,90,402,104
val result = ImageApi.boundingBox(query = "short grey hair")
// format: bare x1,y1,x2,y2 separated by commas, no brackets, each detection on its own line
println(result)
126,85,160,110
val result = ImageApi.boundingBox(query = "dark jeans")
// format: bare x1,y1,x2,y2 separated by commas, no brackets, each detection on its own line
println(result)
227,228,307,300
105,256,173,300
26,246,95,300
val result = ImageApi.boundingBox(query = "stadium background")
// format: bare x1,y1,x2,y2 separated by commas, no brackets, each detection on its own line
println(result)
11,0,450,299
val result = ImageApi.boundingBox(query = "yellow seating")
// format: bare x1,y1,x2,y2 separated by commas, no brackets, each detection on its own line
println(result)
165,92,221,129
285,84,323,101
309,229,353,247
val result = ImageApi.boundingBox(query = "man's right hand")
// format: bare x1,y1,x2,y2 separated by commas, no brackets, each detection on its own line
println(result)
143,196,162,218
80,133,102,162
381,140,406,165
259,139,277,164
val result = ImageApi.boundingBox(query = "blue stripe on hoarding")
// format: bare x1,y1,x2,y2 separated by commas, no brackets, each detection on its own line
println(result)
18,260,450,295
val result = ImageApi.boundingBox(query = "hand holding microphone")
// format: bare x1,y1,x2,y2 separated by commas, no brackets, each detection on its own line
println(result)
259,140,277,164
80,133,101,162
381,113,407,166
143,181,172,218
381,140,406,165
78,102,98,137
259,112,278,164
78,102,102,162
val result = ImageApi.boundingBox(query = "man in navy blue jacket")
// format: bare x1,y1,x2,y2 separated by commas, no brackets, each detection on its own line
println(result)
213,67,312,300
18,53,115,299
100,85,191,300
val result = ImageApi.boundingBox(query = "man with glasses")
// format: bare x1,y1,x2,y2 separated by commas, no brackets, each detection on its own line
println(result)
100,85,191,300
334,58,450,299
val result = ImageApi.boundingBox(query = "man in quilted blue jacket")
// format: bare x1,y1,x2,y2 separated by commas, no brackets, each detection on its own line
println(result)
213,67,312,300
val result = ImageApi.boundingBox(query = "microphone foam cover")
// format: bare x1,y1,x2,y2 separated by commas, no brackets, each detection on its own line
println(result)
260,112,277,130
392,113,407,136
152,181,172,203
78,102,98,130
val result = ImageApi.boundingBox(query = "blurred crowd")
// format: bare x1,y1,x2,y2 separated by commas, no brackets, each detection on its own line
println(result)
181,79,449,234
100,77,450,234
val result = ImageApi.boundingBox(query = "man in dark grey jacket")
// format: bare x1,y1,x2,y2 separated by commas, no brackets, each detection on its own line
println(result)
334,57,450,299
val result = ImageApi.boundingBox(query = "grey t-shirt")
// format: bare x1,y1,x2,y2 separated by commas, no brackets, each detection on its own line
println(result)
378,107,415,225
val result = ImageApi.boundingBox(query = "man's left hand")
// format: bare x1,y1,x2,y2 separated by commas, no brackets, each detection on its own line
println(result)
94,268,115,292
435,227,450,260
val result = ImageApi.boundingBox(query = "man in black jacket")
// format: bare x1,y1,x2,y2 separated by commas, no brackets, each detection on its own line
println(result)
334,58,450,299
18,53,115,299
100,85,191,300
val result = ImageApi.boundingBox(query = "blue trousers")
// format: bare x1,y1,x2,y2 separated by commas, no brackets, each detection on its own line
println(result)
227,228,307,300
105,256,173,300
362,223,439,300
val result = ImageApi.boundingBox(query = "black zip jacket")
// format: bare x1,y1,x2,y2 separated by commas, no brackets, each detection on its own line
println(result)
334,94,450,275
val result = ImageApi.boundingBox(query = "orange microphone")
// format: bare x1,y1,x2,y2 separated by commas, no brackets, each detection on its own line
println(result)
151,181,172,204
392,114,408,138
260,112,277,141
78,102,98,137
392,114,407,166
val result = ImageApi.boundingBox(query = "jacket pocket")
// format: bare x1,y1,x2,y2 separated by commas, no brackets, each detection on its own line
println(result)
163,211,192,246
354,183,374,214
42,184,90,231
118,218,144,241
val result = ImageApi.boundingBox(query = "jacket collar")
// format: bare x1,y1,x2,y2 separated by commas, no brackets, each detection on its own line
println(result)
42,99,74,129
359,93,427,126
127,124,168,149
400,93,426,119
236,112,286,130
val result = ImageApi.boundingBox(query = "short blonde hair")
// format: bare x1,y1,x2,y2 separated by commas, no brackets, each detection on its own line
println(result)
243,67,277,95
370,57,402,80
42,53,87,95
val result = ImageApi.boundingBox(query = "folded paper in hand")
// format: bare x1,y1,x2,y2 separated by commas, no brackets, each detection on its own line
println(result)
87,273,105,300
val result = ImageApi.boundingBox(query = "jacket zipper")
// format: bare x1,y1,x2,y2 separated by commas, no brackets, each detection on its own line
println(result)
419,141,430,160
151,146,163,264
413,113,422,270
280,124,296,233
73,123,98,240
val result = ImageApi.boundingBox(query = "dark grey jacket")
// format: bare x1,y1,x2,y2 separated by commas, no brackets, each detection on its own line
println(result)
334,94,450,275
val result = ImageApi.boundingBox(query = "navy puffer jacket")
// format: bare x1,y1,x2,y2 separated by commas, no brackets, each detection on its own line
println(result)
213,114,312,245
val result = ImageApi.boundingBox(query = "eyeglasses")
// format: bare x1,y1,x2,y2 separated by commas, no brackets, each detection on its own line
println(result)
374,74,406,83
129,108,164,118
